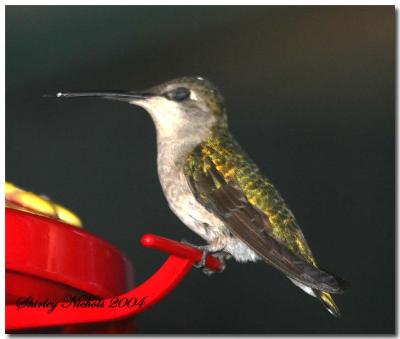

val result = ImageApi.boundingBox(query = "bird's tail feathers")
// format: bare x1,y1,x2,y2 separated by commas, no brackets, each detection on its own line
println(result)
317,291,341,318
289,278,342,318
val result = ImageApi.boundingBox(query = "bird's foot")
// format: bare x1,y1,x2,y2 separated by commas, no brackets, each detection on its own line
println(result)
180,239,230,275
180,239,209,268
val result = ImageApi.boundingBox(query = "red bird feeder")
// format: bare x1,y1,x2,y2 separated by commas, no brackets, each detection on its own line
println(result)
5,208,223,333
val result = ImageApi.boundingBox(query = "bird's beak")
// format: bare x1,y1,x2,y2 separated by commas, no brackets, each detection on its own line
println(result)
55,91,155,103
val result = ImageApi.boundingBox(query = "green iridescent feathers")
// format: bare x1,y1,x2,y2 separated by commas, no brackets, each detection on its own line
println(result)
183,126,348,304
184,126,315,263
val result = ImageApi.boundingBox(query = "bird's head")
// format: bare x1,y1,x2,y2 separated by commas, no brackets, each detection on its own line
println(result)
57,76,227,141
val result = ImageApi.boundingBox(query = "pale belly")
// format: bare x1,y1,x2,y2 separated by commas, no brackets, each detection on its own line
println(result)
159,163,223,242
157,159,259,262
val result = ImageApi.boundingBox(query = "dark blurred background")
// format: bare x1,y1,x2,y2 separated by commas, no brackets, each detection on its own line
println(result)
6,6,395,334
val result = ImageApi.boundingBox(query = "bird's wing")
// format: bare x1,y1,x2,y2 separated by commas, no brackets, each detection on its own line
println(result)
184,148,346,294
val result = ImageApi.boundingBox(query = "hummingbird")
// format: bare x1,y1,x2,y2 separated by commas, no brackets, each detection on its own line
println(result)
56,76,348,317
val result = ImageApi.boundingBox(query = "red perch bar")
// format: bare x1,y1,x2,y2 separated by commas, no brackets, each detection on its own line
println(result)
5,208,223,332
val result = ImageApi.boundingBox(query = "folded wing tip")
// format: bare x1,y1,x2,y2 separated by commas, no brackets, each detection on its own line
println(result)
321,268,350,294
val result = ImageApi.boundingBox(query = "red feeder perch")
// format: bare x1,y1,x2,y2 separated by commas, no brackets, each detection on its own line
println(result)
5,208,223,333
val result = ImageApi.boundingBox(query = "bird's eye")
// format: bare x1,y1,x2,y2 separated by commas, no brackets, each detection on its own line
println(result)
164,87,190,102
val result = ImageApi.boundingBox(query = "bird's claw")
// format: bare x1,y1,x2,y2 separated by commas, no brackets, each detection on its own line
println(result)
180,239,228,274
193,247,208,268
